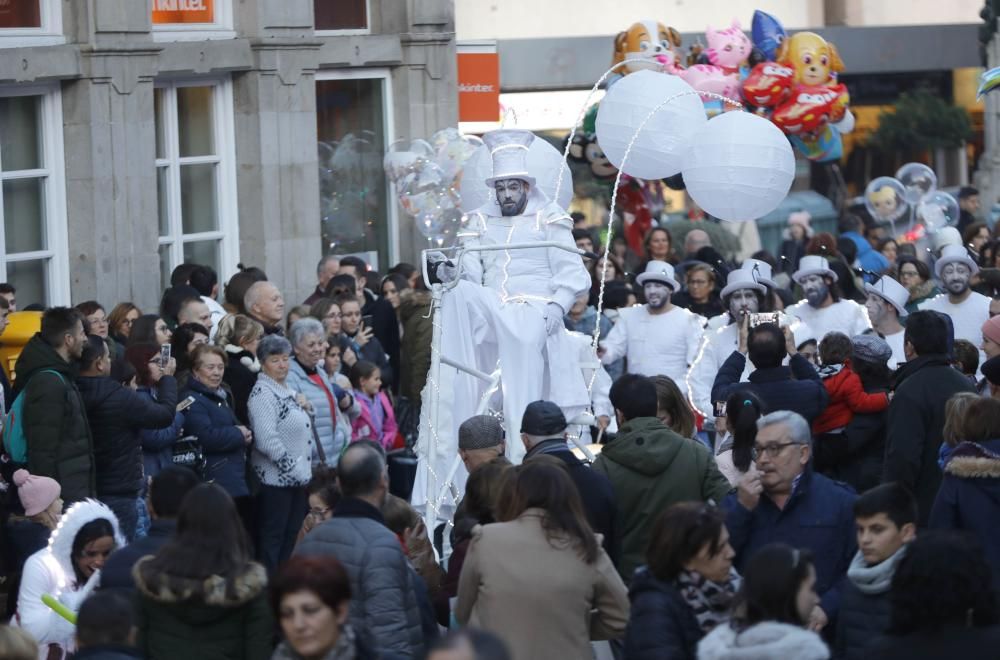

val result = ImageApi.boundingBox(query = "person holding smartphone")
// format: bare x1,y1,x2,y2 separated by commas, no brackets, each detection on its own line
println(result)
334,295,393,389
77,337,179,542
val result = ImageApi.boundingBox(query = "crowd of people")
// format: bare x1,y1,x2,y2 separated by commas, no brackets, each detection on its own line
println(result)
0,190,998,659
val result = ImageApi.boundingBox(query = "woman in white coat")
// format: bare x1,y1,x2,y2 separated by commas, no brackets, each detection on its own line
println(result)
14,499,123,660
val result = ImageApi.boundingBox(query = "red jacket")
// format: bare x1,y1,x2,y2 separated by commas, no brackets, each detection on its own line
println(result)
812,362,889,434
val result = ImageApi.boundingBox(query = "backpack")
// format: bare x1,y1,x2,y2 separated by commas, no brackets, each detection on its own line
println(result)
2,369,65,464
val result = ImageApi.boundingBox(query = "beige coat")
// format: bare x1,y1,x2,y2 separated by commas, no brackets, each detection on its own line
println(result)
455,509,629,660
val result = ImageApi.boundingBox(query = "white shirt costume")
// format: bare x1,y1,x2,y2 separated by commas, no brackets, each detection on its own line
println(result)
600,304,705,384
786,299,871,342
884,329,906,369
919,291,991,366
686,319,752,418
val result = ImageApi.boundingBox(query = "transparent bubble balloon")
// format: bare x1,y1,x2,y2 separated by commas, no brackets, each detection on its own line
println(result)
895,162,937,204
916,191,960,232
863,177,908,224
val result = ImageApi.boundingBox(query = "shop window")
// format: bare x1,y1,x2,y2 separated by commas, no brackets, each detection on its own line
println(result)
316,71,395,267
154,80,239,285
0,0,63,46
152,0,233,40
0,88,68,307
314,0,368,33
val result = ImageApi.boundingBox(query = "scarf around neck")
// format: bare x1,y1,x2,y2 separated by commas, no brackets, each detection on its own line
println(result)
847,545,907,595
676,567,741,633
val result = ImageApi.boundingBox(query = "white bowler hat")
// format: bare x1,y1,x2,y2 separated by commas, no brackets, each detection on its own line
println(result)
934,243,979,280
792,255,838,284
933,226,962,252
482,129,536,187
721,268,767,299
863,276,910,317
740,258,778,289
636,260,680,292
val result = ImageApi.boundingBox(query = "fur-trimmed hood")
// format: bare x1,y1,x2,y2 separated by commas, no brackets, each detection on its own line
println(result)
697,621,830,660
945,440,1000,479
132,556,268,608
47,499,124,588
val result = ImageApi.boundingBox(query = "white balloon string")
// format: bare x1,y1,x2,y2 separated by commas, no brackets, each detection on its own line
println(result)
500,107,518,129
553,60,642,203
587,91,743,397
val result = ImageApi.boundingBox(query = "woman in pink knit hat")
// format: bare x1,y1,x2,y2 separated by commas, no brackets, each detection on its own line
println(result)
4,470,62,614
780,211,813,277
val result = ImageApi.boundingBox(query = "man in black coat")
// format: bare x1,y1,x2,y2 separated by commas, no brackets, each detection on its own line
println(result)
711,320,829,424
76,336,178,541
519,400,617,563
883,311,975,526
100,466,200,591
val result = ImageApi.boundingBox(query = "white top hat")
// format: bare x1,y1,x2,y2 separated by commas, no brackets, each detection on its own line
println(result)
933,226,962,252
482,129,537,187
740,259,778,289
792,255,838,284
934,244,979,280
721,268,767,299
863,276,910,317
636,260,680,292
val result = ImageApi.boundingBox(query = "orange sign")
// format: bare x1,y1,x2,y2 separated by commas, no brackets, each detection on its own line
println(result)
152,0,214,24
457,44,500,123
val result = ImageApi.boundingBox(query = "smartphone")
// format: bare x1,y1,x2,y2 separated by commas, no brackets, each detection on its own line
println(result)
713,400,728,418
159,343,171,368
176,395,195,412
748,312,780,329
361,314,374,328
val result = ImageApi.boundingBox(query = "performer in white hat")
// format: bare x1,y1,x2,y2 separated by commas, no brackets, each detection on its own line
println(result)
599,260,705,383
918,244,991,367
786,255,871,342
425,128,592,465
706,258,785,332
686,269,767,418
864,275,909,367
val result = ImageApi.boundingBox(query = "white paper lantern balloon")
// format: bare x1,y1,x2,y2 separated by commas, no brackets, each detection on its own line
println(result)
459,136,572,212
595,70,707,180
681,112,795,221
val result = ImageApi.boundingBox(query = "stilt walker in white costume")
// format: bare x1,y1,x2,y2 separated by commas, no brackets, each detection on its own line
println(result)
420,128,593,485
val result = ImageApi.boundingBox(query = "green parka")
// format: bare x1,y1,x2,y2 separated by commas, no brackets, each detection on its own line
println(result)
593,416,731,583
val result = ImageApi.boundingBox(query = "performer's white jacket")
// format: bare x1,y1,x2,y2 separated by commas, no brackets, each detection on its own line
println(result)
599,304,705,384
686,318,752,419
785,299,871,343
414,189,593,513
919,290,991,368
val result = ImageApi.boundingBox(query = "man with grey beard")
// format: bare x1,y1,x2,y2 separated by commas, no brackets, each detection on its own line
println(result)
600,261,704,384
919,244,990,369
786,255,870,343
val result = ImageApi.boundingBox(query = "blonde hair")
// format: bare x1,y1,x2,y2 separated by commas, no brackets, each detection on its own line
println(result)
214,314,264,349
0,626,38,660
943,392,980,447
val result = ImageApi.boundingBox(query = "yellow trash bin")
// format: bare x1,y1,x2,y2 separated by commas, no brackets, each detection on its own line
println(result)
0,311,42,384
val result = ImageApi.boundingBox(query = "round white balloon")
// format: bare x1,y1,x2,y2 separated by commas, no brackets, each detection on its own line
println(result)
459,136,573,212
595,70,707,180
681,111,795,222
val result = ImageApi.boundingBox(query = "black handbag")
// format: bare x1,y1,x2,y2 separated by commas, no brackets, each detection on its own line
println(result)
172,435,207,479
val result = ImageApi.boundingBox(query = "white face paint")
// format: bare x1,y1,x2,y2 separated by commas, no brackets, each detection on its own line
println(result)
941,262,972,296
801,274,830,308
494,178,529,216
865,294,889,325
727,288,760,320
644,281,671,309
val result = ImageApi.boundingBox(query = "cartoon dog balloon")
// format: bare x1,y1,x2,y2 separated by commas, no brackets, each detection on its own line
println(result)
742,30,852,162
612,20,684,76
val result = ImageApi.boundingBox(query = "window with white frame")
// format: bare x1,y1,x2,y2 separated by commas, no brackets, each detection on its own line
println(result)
151,0,234,41
0,87,68,307
314,0,369,33
154,80,238,287
0,0,65,47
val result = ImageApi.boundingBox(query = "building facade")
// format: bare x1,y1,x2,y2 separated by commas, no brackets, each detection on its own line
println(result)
0,0,457,309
